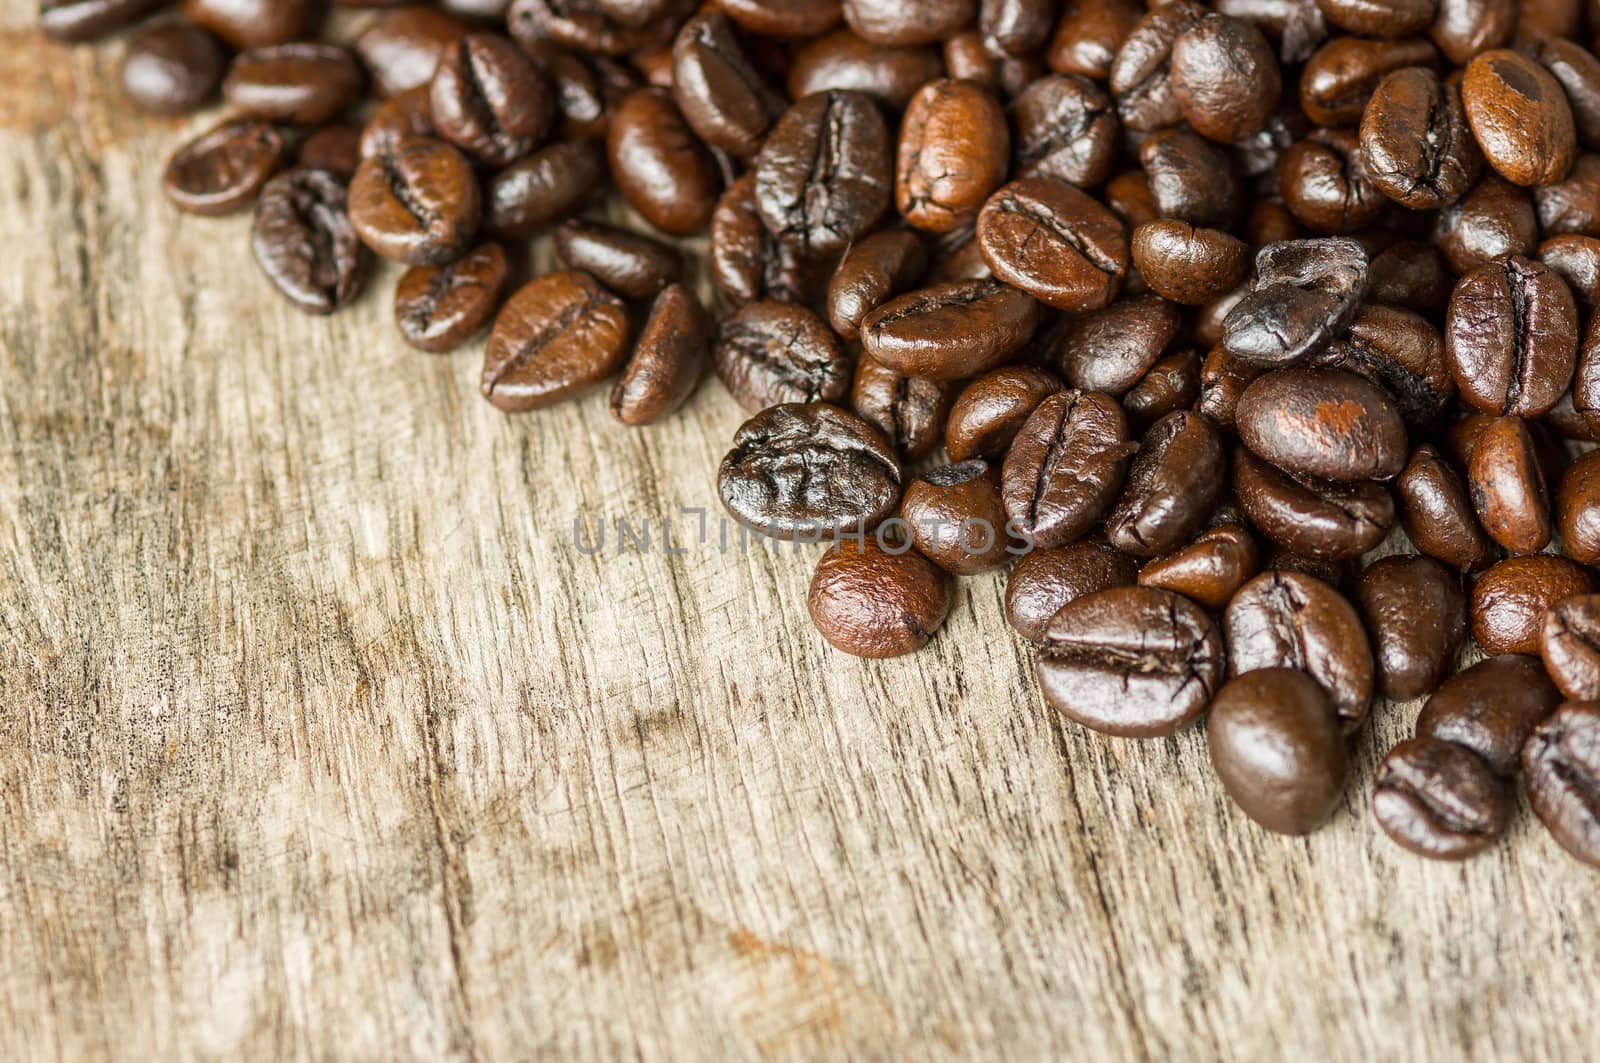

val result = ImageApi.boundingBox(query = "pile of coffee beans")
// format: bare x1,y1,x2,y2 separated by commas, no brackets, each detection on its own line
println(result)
46,0,1600,866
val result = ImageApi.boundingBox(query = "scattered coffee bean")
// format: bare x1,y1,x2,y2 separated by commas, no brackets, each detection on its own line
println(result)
119,19,225,115
164,118,287,216
1359,67,1480,210
897,79,1011,232
1466,415,1552,555
1222,238,1369,368
1461,49,1577,188
1005,539,1139,641
1236,368,1407,483
1373,737,1511,860
608,87,721,236
809,537,952,658
394,241,510,354
1132,221,1248,306
1396,444,1496,573
1541,595,1600,702
481,270,632,411
861,279,1041,380
1001,389,1136,549
851,357,957,462
900,461,1013,574
349,136,482,266
1104,410,1226,557
755,90,892,255
611,283,711,426
1208,668,1347,835
945,366,1062,461
827,230,928,342
223,43,363,127
713,300,850,413
1445,255,1578,418
1047,294,1181,395
1470,555,1595,656
1522,702,1600,867
1233,446,1394,561
1139,521,1259,610
1556,449,1600,564
430,34,554,168
671,10,785,160
554,219,682,302
250,168,368,315
1357,555,1466,702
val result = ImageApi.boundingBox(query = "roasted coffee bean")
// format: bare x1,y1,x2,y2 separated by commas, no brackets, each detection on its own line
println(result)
1263,544,1359,590
785,30,944,110
1108,1,1206,132
755,90,892,256
1461,49,1577,187
119,20,226,115
1522,702,1600,866
1222,237,1369,367
1471,554,1595,655
668,10,784,160
361,86,437,161
851,357,957,462
182,0,315,51
1313,303,1453,433
1358,67,1479,210
1529,36,1600,152
1104,411,1226,557
394,241,509,353
976,177,1129,311
1002,390,1136,548
607,87,720,236
1444,255,1578,417
713,301,850,413
808,535,953,657
842,0,976,46
1208,668,1347,834
42,0,167,42
1226,568,1374,730
1576,313,1600,433
554,219,681,302
1541,595,1600,701
1047,294,1181,395
1131,221,1248,305
718,402,903,539
514,40,606,141
1357,555,1466,701
429,35,553,168
480,271,632,411
250,168,368,316
1169,13,1280,143
899,461,1013,574
1104,168,1161,231
1198,345,1263,431
861,279,1041,380
1139,128,1240,229
1124,348,1202,432
1038,585,1224,737
1429,0,1514,65
349,137,481,266
1236,368,1407,483
486,140,605,239
723,0,844,38
982,0,1053,54
1139,521,1259,610
827,231,927,343
1005,539,1137,640
1433,174,1538,274
296,125,361,178
1415,654,1560,774
1215,0,1328,64
611,283,710,426
508,0,677,58
897,79,1012,233
946,365,1063,461
1467,415,1551,554
1318,0,1433,35
1009,74,1120,189
355,6,472,98
1396,444,1496,572
163,118,287,216
1048,0,1141,80
1540,234,1600,307
1300,35,1440,128
1278,129,1385,235
1557,449,1600,564
1373,737,1512,859
1368,240,1452,316
707,172,828,308
223,44,363,128
1534,153,1600,235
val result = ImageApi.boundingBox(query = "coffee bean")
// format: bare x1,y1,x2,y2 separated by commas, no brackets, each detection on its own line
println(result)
724,0,845,38
250,168,369,316
1433,174,1538,274
861,279,1041,380
182,0,314,51
1008,74,1120,189
1529,36,1600,152
945,366,1063,461
663,11,784,161
1279,129,1385,235
1131,221,1248,306
1522,701,1600,867
1313,304,1453,433
1462,49,1577,187
1357,555,1467,702
827,231,928,343
1109,1,1206,131
1139,521,1259,610
1233,446,1395,561
708,173,828,308
1002,390,1136,548
1557,449,1600,564
119,20,226,115
1373,737,1511,859
1047,294,1181,395
1534,153,1600,235
607,87,721,236
394,241,510,354
486,140,606,239
843,0,976,46
224,43,364,127
976,177,1129,312
163,118,287,216
480,271,632,411
509,0,676,58
1541,595,1600,701
896,79,1011,233
1470,554,1595,655
851,357,957,462
1396,444,1496,573
1445,255,1578,417
1300,35,1440,127
429,35,553,168
1207,668,1347,834
982,0,1054,54
1429,0,1514,65
1198,345,1263,431
1169,13,1281,142
1222,238,1369,368
554,219,682,302
1540,234,1600,308
1005,539,1137,640
807,536,952,657
611,283,710,426
361,86,438,161
1124,348,1202,433
42,0,167,42
1048,0,1142,81
1237,368,1408,483
1105,411,1226,557
785,30,944,110
1359,67,1480,210
1038,585,1224,737
718,402,904,540
1216,0,1327,65
1368,240,1452,317
1139,128,1240,229
1228,568,1375,731
755,90,892,256
348,137,481,267
296,125,361,178
1320,0,1434,35
899,461,1013,574
1467,415,1552,555
713,301,850,413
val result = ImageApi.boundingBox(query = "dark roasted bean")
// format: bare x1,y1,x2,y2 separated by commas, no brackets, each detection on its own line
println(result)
1373,737,1512,859
251,168,369,315
976,177,1130,311
611,283,710,425
349,137,481,266
1522,702,1600,867
1001,389,1136,548
945,365,1063,461
1006,539,1137,640
608,87,721,236
900,460,1013,574
1222,237,1369,367
119,20,226,115
1237,368,1408,482
755,90,892,256
897,79,1012,233
861,279,1042,380
713,301,850,414
1444,254,1578,418
163,118,287,216
850,357,957,462
1124,348,1202,432
224,44,364,128
430,34,553,167
1047,294,1181,395
480,270,632,411
1359,67,1480,210
1467,415,1552,555
554,219,682,302
809,536,952,657
1009,74,1120,188
394,241,509,353
786,29,944,110
1139,521,1259,610
1396,444,1496,572
1470,555,1595,655
485,139,606,238
1357,554,1466,701
670,10,785,159
1208,668,1347,834
1461,48,1577,187
1104,411,1226,557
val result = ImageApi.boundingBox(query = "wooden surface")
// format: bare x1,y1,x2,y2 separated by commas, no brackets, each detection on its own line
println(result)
3,9,1599,1061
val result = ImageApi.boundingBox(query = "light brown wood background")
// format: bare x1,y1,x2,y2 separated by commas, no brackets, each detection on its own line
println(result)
3,6,1598,1060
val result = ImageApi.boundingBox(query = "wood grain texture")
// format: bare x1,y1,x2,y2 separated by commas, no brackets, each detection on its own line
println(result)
1,8,1598,1060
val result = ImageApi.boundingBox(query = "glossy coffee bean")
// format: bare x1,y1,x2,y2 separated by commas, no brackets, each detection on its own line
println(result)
1429,0,1514,65
1396,444,1496,572
1540,235,1600,308
808,537,952,658
1300,35,1439,128
945,366,1062,461
182,0,314,50
1461,49,1577,187
1208,668,1347,835
1166,14,1280,143
1433,174,1538,274
976,177,1129,312
900,461,1013,574
709,174,821,307
485,140,606,238
1002,390,1136,548
608,87,720,236
349,137,481,266
842,0,976,46
393,241,509,353
1139,522,1259,610
1008,75,1119,189
1413,654,1560,776
1197,346,1262,431
1313,303,1453,433
250,168,368,316
429,35,553,168
851,357,956,462
723,0,844,38
1124,348,1202,432
1038,585,1225,737
480,271,632,412
296,125,361,178
357,7,473,98
223,44,363,128
828,231,927,342
713,301,850,414
1278,129,1385,235
1357,555,1466,701
1048,0,1142,80
785,30,944,110
1522,702,1600,867
1532,154,1600,237
1131,221,1248,306
508,0,676,58
1104,411,1226,557
1368,240,1452,317
163,118,287,216
1541,595,1600,701
1317,0,1433,36
119,20,226,115
861,279,1041,380
755,90,892,256
718,402,903,540
1557,449,1600,564
554,219,681,302
1047,294,1181,395
670,11,784,160
1528,36,1600,152
1139,128,1240,229
1466,415,1551,554
1222,237,1369,368
611,284,711,426
896,79,1011,233
1005,539,1138,641
1447,255,1578,418
1359,67,1479,210
360,86,437,161
41,0,166,42
1108,1,1206,132
1237,368,1407,483
1373,737,1511,859
518,40,608,141
1471,555,1595,656
1233,447,1394,561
